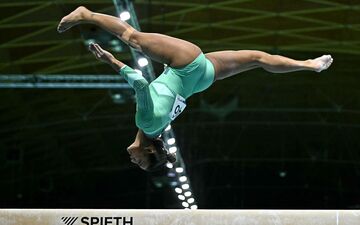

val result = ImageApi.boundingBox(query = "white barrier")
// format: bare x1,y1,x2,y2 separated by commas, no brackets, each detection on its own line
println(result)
0,209,359,225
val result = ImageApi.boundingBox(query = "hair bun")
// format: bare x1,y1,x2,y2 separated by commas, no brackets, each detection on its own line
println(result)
166,152,177,163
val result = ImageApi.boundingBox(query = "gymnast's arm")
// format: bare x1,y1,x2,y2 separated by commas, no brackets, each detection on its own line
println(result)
88,43,153,114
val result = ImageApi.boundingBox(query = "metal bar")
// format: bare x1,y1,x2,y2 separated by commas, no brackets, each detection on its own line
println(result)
304,0,346,7
0,1,109,7
0,21,56,29
0,74,129,89
0,26,54,48
0,39,80,49
139,0,251,23
0,74,125,81
0,2,51,25
168,14,272,36
0,83,130,89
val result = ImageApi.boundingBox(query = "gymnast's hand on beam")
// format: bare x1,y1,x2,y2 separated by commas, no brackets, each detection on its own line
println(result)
88,42,115,65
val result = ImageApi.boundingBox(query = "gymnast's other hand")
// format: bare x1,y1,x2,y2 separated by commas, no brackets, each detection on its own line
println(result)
89,43,115,64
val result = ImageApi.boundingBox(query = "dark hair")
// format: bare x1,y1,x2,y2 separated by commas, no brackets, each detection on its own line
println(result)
146,137,176,172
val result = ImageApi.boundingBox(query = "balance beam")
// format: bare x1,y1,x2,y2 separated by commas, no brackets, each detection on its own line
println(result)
0,209,359,225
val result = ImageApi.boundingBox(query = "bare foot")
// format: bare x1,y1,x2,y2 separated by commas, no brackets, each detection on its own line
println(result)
311,55,333,72
57,6,90,33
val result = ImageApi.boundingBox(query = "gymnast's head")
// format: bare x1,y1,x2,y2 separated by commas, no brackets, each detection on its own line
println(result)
127,129,176,171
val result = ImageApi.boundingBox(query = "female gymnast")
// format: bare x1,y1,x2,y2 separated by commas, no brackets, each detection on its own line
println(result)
58,6,333,171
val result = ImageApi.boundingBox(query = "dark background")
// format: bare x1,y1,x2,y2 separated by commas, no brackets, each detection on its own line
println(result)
0,0,359,209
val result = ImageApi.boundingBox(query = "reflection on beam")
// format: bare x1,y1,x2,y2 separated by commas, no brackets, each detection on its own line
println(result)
0,209,359,225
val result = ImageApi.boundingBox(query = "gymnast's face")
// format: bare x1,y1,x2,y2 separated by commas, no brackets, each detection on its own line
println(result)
127,142,156,170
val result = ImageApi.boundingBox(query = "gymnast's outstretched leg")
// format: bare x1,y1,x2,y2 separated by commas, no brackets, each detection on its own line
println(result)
57,6,201,68
205,50,333,81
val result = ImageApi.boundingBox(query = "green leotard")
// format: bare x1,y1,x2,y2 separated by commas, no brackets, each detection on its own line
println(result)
120,53,215,138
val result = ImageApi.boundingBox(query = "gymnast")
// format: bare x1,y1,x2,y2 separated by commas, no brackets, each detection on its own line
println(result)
58,6,333,171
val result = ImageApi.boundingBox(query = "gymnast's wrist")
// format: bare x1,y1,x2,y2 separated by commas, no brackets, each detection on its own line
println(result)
108,58,121,71
108,56,117,65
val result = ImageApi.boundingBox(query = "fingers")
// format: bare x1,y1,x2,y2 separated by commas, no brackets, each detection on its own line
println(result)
88,43,97,53
89,43,103,52
88,43,103,58
88,43,115,64
93,43,103,53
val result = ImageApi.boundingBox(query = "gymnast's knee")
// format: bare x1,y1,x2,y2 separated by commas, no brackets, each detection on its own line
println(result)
118,27,143,51
242,50,271,65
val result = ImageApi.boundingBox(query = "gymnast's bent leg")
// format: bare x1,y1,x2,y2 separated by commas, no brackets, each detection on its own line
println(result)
58,6,201,68
205,50,333,81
